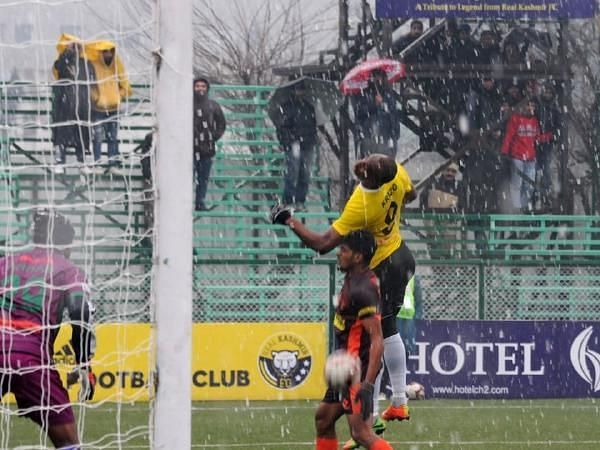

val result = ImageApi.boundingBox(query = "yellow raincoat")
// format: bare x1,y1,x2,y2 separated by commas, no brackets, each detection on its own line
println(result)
85,40,133,112
52,33,85,79
52,35,132,112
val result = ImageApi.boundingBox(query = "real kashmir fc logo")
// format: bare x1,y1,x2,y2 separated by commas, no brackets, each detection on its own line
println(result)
570,326,600,392
258,332,312,389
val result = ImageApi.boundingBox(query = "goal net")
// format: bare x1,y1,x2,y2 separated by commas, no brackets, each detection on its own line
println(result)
0,1,166,448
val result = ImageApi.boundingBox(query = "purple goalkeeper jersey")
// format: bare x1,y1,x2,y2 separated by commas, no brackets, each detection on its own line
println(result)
0,247,87,362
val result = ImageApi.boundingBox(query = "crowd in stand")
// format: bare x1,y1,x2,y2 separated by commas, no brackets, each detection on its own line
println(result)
51,35,132,176
270,20,561,221
372,20,562,217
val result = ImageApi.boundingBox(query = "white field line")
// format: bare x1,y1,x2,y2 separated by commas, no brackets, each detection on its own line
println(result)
11,442,599,450
190,441,600,448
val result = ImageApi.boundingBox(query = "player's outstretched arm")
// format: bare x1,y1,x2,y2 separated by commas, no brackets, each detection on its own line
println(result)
286,218,343,254
270,203,343,254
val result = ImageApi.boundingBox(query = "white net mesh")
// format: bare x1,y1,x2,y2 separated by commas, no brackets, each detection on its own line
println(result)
0,1,156,448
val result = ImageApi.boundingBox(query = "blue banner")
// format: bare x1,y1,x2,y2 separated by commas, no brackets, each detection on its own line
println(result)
376,0,597,19
407,320,600,399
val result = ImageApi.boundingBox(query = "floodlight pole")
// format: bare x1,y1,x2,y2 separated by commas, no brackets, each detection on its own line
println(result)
154,0,193,448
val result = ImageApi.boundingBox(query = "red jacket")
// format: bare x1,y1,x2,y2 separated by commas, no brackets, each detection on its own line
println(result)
501,113,552,161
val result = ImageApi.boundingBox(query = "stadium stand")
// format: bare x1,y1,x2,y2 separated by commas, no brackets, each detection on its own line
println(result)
2,82,599,324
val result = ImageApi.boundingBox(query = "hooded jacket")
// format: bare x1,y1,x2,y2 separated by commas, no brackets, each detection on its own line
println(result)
193,79,226,158
51,41,95,125
86,41,132,112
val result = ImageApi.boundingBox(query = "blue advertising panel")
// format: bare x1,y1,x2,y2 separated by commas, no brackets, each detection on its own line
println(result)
408,320,600,399
376,0,597,19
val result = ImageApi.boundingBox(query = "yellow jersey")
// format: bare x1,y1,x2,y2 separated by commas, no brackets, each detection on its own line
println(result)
332,163,413,269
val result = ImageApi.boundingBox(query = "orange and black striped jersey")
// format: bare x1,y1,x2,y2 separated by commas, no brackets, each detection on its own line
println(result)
333,270,381,376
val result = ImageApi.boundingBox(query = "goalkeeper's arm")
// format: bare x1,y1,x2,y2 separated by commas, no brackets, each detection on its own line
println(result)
66,291,96,365
66,290,97,401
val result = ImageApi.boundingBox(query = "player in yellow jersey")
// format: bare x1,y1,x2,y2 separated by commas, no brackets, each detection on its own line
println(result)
271,153,416,428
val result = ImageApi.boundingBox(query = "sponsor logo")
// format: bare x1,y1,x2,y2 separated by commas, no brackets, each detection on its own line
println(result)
53,343,76,365
258,332,312,390
408,341,544,376
570,326,600,392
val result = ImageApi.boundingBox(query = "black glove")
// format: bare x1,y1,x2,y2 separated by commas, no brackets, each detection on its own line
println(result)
67,366,97,402
355,381,374,420
270,203,293,225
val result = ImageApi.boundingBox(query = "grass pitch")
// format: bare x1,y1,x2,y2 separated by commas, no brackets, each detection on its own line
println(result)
4,398,600,449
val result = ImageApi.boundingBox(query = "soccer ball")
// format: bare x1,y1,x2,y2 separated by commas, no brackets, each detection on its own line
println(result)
406,381,425,400
324,350,361,390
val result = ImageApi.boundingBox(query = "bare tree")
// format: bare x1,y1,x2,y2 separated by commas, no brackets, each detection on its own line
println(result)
193,0,336,85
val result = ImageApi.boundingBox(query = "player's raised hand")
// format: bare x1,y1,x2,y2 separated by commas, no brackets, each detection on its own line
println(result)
270,203,293,225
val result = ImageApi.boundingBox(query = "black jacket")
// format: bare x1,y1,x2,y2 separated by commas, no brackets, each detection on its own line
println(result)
193,95,226,158
537,98,560,143
275,97,318,146
51,50,95,125
353,83,400,142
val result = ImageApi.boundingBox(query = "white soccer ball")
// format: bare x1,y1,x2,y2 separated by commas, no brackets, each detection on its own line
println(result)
324,350,361,390
406,381,425,400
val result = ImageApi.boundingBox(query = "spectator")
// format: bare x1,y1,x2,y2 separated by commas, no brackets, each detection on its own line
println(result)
465,77,504,214
51,41,95,175
502,81,524,110
274,82,318,211
353,69,400,159
88,41,132,175
419,163,466,259
0,210,96,449
442,23,477,115
524,79,540,99
501,99,551,212
193,77,226,211
475,30,502,65
444,23,477,65
393,20,431,64
501,40,527,66
536,83,561,210
136,132,154,233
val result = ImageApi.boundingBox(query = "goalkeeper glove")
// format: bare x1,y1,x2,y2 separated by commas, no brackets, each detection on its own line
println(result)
67,366,97,402
355,381,374,420
270,203,293,225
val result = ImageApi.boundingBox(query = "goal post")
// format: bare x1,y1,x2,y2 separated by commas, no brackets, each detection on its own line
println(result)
154,0,194,448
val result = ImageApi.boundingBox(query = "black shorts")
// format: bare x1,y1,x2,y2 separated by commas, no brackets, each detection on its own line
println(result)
374,241,415,320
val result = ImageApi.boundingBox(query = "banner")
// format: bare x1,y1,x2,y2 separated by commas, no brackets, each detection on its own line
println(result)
408,320,600,399
376,0,597,19
51,322,328,402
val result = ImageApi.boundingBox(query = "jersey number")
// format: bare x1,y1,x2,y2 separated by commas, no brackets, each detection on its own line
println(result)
381,201,398,236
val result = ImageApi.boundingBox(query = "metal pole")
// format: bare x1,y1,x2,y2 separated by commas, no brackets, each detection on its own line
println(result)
339,0,351,205
558,19,572,214
592,92,600,216
154,0,193,448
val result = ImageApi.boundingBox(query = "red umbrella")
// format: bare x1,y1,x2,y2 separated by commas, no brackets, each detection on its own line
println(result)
340,58,406,95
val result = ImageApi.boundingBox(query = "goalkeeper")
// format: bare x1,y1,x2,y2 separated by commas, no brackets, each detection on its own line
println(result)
0,210,96,449
272,154,416,423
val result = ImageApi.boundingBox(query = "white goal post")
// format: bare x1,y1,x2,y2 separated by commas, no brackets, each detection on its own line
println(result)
154,0,193,448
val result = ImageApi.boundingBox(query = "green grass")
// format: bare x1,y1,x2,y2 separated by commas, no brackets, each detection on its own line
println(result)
4,398,600,449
